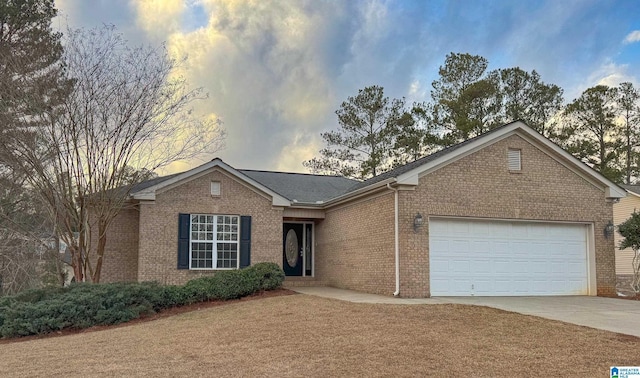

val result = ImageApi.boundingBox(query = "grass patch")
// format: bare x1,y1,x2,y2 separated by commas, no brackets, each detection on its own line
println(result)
0,294,638,377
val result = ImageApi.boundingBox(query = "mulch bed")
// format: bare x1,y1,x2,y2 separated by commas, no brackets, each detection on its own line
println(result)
0,288,297,344
616,293,640,301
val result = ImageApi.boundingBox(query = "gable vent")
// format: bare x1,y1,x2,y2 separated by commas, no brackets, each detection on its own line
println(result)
508,149,521,171
211,181,221,196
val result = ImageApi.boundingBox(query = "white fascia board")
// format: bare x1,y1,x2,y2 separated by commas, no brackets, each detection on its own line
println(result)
131,158,291,207
395,120,626,199
394,126,520,185
516,124,626,199
132,192,156,200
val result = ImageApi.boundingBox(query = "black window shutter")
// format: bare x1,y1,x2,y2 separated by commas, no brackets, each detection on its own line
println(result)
240,216,251,268
177,213,190,269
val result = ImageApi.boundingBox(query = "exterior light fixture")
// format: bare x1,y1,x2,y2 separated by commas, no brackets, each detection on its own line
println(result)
604,220,614,239
413,213,424,232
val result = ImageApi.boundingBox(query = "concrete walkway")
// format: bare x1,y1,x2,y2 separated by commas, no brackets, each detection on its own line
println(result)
291,287,640,337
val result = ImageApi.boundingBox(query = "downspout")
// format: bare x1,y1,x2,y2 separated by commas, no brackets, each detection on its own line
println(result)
387,183,400,297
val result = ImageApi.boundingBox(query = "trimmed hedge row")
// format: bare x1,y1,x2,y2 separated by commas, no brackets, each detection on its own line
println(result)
0,262,284,338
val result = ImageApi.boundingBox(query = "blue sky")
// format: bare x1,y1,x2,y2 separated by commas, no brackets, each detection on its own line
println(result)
54,0,640,173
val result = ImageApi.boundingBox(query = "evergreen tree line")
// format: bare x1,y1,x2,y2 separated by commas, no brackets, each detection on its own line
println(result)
305,53,640,184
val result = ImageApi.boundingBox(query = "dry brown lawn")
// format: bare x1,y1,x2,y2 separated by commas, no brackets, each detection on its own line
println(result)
1,293,639,377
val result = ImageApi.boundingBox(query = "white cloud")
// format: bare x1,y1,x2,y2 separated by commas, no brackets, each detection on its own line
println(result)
591,61,636,87
55,0,640,174
567,60,639,100
151,0,350,172
623,30,640,44
130,0,186,42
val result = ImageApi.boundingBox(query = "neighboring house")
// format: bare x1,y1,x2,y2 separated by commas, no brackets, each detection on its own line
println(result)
613,184,640,291
98,121,625,298
60,247,75,286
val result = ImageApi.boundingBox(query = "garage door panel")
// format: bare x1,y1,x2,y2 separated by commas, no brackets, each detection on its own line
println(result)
494,260,510,273
430,239,449,251
550,261,565,273
492,241,509,254
429,218,589,296
512,279,531,293
471,240,490,254
510,241,529,254
568,280,586,292
568,261,585,274
531,261,547,273
473,279,493,295
472,260,492,274
512,260,529,273
469,222,490,237
451,240,471,252
430,259,450,273
511,223,529,238
429,220,449,234
451,260,470,273
451,221,469,235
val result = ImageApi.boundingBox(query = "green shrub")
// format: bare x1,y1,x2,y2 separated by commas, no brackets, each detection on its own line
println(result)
158,285,190,308
211,270,257,299
10,285,68,303
0,263,285,338
249,262,285,290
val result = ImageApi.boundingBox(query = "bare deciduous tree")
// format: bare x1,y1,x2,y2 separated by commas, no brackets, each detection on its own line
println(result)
6,25,225,283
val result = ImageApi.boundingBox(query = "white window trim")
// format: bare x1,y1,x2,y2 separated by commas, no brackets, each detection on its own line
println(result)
189,214,240,270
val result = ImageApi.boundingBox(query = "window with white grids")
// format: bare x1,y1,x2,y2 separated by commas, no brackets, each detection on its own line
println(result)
507,149,521,171
190,214,239,269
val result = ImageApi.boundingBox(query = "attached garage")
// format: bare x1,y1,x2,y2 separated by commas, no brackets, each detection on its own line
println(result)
429,217,593,296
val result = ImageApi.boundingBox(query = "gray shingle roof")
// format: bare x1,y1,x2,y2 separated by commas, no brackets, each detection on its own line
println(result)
240,170,358,203
621,184,640,195
129,121,521,204
130,173,181,193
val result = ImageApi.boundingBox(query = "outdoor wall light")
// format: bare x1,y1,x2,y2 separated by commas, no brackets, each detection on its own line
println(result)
604,220,615,239
413,213,424,232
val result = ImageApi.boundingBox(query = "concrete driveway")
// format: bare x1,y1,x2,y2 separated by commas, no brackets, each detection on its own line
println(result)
292,287,640,338
437,296,640,338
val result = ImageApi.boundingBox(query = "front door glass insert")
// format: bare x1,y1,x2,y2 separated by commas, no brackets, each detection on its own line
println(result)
285,229,299,267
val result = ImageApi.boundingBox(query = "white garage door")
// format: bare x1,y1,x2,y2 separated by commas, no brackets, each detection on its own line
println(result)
429,218,589,296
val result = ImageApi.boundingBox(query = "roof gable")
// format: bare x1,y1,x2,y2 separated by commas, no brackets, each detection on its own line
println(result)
325,121,625,205
131,158,291,207
129,121,625,208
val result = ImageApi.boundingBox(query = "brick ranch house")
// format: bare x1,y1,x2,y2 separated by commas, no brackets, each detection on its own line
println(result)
99,121,626,298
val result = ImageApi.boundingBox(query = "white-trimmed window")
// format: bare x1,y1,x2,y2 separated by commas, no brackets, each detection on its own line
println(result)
507,148,521,171
190,214,239,269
